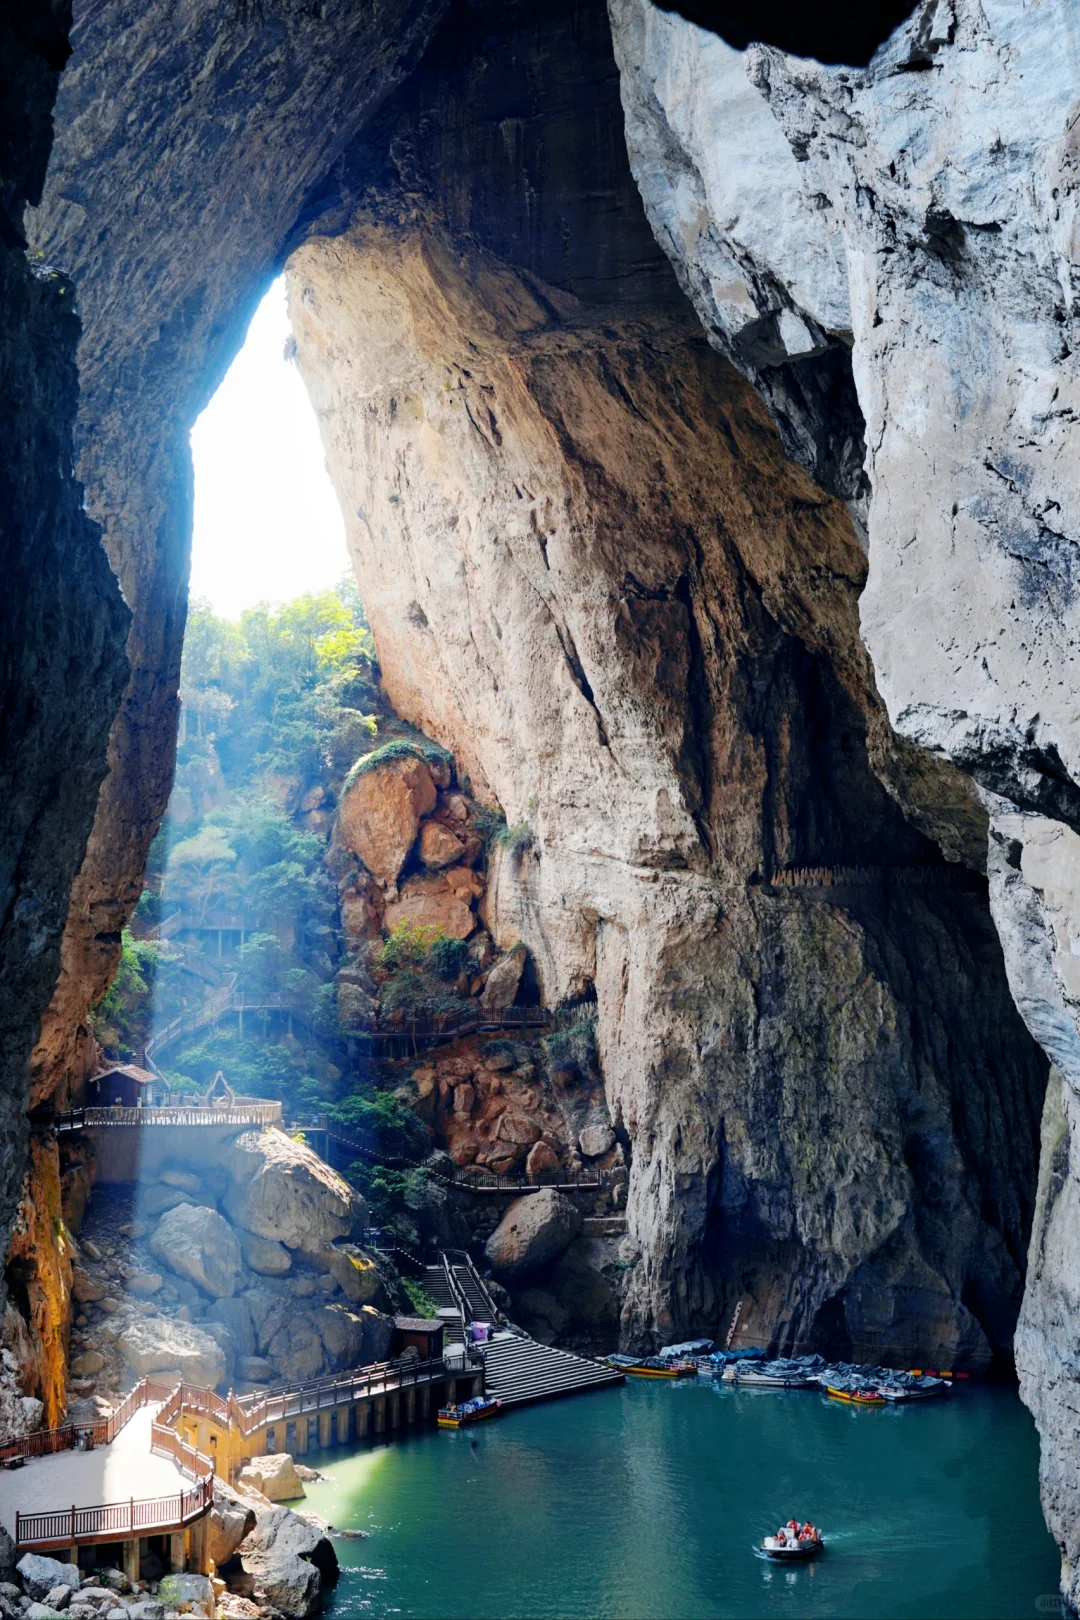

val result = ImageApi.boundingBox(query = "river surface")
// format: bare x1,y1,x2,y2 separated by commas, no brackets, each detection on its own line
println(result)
300,1376,1059,1620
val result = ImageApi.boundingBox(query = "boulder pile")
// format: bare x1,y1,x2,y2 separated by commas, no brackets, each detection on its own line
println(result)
66,1134,399,1403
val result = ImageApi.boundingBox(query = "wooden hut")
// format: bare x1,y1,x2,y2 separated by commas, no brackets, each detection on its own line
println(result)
87,1063,157,1108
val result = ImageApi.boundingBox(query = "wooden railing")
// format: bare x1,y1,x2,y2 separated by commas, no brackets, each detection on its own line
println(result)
6,1353,473,1549
80,1102,282,1128
231,1352,478,1432
6,1376,216,1547
15,1478,213,1550
307,1121,610,1195
0,1377,177,1464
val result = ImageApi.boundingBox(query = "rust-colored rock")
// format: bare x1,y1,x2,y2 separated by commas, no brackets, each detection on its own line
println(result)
383,873,476,939
337,755,437,890
525,1141,559,1180
418,820,466,870
340,878,384,945
480,945,526,1013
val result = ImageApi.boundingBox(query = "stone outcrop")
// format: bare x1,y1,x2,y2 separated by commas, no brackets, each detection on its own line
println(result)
223,1132,362,1254
0,4,129,1431
607,0,1080,1591
237,1508,337,1619
286,0,1046,1372
337,754,437,891
150,1204,242,1299
3,0,1077,1583
486,1192,583,1280
70,1169,391,1395
117,1316,226,1387
238,1455,305,1504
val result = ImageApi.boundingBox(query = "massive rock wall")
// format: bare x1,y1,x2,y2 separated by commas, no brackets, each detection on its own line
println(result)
25,0,450,1105
0,0,129,1425
285,0,1047,1366
607,0,1080,1595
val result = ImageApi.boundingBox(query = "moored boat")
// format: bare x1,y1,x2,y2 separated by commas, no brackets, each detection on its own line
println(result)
729,1361,816,1389
437,1396,503,1427
878,1372,950,1402
604,1354,689,1378
825,1382,886,1405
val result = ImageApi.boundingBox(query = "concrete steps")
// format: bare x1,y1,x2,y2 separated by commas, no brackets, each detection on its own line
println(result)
481,1332,624,1408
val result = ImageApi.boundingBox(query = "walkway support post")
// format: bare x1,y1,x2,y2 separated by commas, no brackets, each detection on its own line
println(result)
168,1531,185,1573
188,1514,210,1575
318,1412,332,1450
122,1538,139,1585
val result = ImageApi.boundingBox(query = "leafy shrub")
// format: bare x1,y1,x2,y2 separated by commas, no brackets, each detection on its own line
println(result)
402,1277,441,1317
343,734,451,790
428,933,468,980
542,1007,599,1077
378,923,467,981
495,820,532,854
90,930,160,1057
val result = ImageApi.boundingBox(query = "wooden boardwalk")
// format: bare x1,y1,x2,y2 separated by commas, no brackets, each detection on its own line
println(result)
0,1405,209,1552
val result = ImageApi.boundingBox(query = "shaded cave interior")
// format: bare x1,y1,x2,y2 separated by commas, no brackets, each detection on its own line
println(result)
4,0,1049,1413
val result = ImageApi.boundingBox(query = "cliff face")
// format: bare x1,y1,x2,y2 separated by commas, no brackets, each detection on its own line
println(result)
285,0,1046,1365
25,0,450,1106
3,0,1071,1558
608,0,1080,1594
0,0,129,1425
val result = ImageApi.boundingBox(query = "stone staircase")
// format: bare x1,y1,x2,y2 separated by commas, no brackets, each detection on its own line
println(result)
481,1331,624,1408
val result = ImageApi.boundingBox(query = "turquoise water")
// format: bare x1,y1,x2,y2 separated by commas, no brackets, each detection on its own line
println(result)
300,1377,1060,1620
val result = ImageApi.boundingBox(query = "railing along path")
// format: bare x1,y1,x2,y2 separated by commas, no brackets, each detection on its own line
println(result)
7,1349,477,1549
300,1118,610,1195
6,1378,215,1550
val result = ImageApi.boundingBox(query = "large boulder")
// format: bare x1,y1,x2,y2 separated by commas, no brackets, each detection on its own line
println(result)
118,1316,226,1387
209,1494,257,1569
337,753,436,890
205,1297,256,1357
383,872,476,940
237,1455,305,1503
150,1203,242,1297
238,1231,291,1276
479,944,526,1013
325,1246,381,1305
485,1190,582,1279
16,1560,79,1603
238,1507,337,1618
224,1132,361,1253
264,1322,325,1383
70,1268,104,1304
418,819,465,870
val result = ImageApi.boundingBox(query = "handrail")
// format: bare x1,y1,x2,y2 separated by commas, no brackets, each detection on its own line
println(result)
7,1349,481,1550
440,1255,472,1330
0,1376,177,1464
15,1476,213,1550
78,1103,282,1128
229,1352,479,1432
308,1121,610,1195
447,1248,505,1325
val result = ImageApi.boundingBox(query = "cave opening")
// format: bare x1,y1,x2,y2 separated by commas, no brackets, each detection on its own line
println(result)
137,274,362,1125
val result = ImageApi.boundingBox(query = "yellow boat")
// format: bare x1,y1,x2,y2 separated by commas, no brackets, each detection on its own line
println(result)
437,1397,503,1427
826,1384,886,1406
605,1355,697,1378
